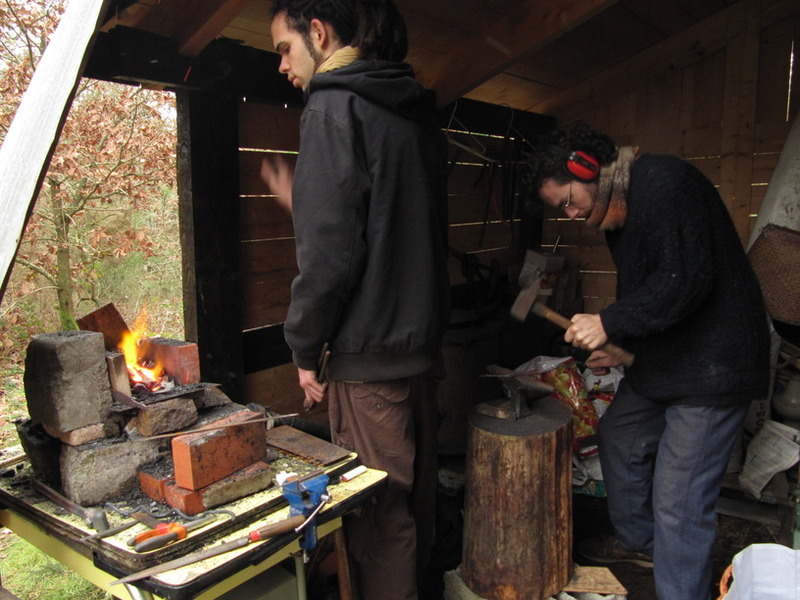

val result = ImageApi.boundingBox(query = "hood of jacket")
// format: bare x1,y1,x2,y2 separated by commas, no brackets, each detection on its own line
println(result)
307,59,436,122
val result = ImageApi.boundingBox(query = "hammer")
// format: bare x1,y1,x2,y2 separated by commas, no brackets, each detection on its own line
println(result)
31,478,110,532
510,283,635,367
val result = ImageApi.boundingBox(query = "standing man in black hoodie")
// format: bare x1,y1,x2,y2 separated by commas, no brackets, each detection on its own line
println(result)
263,1,450,598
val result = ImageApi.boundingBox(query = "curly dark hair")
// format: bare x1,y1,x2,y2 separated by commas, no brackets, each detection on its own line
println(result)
271,0,408,62
524,122,618,191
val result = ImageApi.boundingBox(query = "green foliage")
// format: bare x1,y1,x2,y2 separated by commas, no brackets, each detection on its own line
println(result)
0,368,24,448
0,1,185,595
0,534,110,600
0,0,183,366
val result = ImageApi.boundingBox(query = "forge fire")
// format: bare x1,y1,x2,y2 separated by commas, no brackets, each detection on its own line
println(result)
17,303,265,514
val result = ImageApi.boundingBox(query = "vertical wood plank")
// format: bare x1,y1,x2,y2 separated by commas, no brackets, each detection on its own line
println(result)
719,0,761,242
178,91,243,401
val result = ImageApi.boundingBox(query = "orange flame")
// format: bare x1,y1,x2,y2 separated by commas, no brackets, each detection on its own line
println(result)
119,307,165,388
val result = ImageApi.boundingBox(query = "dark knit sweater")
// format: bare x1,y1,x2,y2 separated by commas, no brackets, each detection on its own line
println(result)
599,154,770,404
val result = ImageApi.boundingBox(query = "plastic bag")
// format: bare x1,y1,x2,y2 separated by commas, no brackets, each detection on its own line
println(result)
581,366,625,394
516,356,599,453
718,543,800,599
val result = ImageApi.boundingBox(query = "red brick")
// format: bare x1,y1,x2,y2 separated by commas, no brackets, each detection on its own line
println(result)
172,410,266,490
42,422,105,446
163,461,273,515
139,470,171,503
140,338,200,385
163,482,206,516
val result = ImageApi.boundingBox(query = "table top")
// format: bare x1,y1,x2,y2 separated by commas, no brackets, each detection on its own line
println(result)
0,449,386,600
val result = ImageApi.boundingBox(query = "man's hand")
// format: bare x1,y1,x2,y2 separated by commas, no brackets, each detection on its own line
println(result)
565,313,608,351
585,349,622,373
298,367,327,411
260,156,293,213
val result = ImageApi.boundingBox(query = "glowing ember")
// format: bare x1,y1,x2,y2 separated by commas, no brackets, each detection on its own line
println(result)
118,308,170,392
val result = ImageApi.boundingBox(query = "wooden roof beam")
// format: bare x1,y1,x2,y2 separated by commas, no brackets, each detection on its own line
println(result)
422,0,619,108
117,0,253,57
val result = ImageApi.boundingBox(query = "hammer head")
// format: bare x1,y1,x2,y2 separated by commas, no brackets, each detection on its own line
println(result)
512,250,565,321
85,507,110,532
510,280,541,321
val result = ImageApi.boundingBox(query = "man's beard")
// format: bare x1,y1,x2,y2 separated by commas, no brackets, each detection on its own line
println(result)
303,34,323,71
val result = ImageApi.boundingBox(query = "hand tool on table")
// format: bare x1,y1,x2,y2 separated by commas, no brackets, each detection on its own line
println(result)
81,511,161,542
111,513,308,585
282,472,331,562
111,473,332,586
132,514,218,552
31,478,110,532
510,278,635,367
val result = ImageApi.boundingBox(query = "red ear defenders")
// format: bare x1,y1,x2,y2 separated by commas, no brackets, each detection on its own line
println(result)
566,150,600,182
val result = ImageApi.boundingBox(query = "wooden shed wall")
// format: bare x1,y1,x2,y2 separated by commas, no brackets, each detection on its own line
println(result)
230,0,799,414
536,0,800,314
236,101,545,416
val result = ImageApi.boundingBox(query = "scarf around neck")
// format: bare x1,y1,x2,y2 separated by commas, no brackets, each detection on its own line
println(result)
585,145,639,231
317,46,360,74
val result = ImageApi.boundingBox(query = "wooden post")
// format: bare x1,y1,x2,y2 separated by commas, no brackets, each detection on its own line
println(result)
462,396,573,600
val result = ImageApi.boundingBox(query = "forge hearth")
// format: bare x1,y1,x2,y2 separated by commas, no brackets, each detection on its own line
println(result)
16,304,272,512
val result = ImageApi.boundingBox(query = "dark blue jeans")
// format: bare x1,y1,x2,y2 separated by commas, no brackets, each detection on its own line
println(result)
598,379,749,600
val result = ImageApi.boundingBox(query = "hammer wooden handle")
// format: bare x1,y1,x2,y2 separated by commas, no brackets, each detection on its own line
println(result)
530,303,635,367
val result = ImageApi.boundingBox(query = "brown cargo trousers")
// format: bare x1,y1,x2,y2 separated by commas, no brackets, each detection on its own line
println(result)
328,371,439,600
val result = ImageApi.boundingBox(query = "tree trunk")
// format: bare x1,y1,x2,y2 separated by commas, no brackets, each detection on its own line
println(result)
462,396,573,600
49,179,75,329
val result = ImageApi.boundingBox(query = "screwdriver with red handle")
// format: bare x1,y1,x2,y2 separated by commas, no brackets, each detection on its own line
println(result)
112,513,308,585
133,515,217,552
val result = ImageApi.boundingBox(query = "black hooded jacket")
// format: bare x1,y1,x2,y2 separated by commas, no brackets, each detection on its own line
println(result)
284,59,450,382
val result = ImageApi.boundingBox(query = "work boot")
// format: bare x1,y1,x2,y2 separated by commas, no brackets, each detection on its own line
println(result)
578,535,654,568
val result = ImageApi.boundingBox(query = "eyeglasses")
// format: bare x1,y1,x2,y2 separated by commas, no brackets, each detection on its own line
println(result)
559,182,572,211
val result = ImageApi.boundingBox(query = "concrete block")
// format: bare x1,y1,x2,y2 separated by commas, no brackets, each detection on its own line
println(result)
61,437,165,505
163,461,273,515
24,331,112,432
172,410,266,491
131,397,198,437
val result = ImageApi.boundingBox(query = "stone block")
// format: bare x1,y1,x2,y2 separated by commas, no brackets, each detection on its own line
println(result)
172,410,266,491
106,351,132,397
163,461,273,515
61,437,165,505
24,331,112,432
15,419,61,488
131,397,198,437
193,385,233,410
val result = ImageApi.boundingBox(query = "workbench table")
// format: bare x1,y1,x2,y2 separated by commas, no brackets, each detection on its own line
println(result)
0,458,386,600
